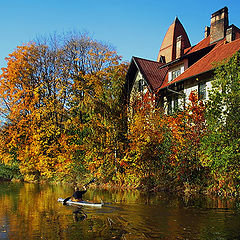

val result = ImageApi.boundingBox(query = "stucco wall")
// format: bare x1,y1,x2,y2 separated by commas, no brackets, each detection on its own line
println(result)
162,77,213,114
184,78,212,104
129,70,149,104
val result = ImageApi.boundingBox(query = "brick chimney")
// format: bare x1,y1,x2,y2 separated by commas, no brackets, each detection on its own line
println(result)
176,35,183,59
205,26,210,38
210,7,229,44
226,26,235,42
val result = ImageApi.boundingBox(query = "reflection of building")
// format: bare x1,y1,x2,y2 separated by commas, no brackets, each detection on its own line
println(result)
125,7,240,113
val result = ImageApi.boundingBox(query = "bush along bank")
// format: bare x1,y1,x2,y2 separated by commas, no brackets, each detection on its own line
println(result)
0,163,23,181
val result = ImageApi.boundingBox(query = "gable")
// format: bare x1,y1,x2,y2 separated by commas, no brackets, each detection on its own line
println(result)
157,17,191,63
126,57,168,94
133,57,168,92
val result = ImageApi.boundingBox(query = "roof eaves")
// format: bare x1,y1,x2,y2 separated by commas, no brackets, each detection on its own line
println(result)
158,57,183,69
165,41,225,85
132,57,154,92
159,69,213,92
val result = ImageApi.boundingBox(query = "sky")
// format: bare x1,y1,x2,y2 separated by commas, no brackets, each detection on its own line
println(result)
1,0,240,69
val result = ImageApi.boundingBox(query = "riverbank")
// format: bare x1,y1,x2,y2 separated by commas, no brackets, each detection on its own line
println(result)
0,163,22,182
1,162,239,198
2,177,239,199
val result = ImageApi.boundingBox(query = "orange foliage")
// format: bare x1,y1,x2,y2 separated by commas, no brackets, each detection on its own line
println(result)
124,90,207,187
0,43,76,180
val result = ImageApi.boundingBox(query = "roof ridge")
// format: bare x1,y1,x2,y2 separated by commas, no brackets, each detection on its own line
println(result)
133,56,163,64
173,16,180,24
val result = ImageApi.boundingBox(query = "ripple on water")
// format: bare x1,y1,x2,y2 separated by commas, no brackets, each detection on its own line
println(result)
1,183,240,239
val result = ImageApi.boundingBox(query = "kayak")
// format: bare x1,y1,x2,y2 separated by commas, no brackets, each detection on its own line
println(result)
58,198,104,207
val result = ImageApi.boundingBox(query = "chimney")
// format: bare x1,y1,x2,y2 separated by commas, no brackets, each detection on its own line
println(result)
205,26,210,38
210,7,229,44
226,26,235,42
176,35,183,59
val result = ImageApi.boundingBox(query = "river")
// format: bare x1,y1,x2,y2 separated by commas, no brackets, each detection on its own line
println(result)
0,182,240,239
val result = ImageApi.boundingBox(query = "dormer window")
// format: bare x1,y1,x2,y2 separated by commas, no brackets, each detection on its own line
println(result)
168,64,184,82
172,69,181,80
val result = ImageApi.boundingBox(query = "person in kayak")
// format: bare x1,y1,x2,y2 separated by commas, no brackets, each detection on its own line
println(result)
63,180,95,205
71,185,87,202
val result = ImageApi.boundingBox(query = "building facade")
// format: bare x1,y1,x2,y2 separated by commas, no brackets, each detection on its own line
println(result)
125,7,240,114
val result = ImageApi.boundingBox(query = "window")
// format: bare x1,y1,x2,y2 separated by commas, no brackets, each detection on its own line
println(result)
168,65,184,82
172,69,181,80
198,82,206,100
138,79,145,92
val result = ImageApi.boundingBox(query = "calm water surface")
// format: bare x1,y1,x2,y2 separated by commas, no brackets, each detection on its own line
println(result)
0,182,240,239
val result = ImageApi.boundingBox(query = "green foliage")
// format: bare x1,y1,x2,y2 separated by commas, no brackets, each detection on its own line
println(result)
0,162,22,181
201,51,240,193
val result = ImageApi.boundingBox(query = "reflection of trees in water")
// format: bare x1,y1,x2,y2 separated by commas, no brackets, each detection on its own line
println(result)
105,216,130,239
0,183,73,239
1,184,142,239
1,183,240,239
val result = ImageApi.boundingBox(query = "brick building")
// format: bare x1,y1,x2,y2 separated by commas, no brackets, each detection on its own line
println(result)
125,7,240,113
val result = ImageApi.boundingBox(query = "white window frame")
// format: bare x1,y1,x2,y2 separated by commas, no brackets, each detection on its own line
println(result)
168,65,184,82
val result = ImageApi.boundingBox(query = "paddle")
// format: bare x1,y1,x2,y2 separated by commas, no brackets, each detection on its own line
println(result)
63,178,96,205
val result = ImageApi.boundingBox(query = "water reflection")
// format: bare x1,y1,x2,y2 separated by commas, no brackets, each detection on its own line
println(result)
0,182,240,239
73,207,87,222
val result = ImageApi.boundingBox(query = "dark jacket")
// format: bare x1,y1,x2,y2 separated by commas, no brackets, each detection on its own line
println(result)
71,187,87,201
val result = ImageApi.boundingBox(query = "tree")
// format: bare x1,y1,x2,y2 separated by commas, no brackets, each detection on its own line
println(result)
0,33,128,181
124,90,207,190
77,57,128,183
201,51,240,194
0,43,74,180
170,91,207,185
124,91,174,188
61,33,128,182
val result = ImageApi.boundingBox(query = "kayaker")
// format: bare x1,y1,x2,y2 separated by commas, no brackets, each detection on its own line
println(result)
71,185,87,202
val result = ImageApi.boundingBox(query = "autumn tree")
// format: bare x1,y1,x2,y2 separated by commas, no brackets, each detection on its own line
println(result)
60,33,128,182
124,90,207,190
168,91,207,187
0,33,128,181
124,91,173,188
0,43,74,180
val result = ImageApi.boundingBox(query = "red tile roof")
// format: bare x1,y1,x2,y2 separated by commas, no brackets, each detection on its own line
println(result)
133,57,168,91
184,36,211,55
161,38,240,89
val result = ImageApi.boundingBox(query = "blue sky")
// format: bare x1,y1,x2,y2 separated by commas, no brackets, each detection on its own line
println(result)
1,0,240,68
